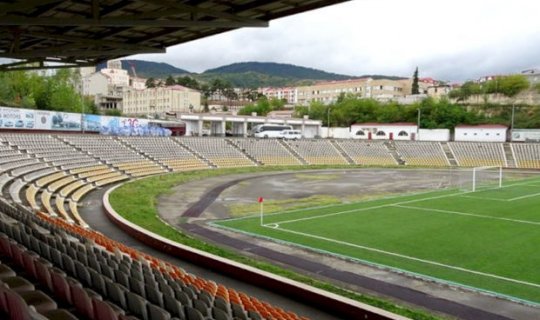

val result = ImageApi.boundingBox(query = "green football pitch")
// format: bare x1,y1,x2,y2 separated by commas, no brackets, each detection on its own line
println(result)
216,171,540,305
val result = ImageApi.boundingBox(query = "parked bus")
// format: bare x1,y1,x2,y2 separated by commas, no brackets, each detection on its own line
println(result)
252,124,293,138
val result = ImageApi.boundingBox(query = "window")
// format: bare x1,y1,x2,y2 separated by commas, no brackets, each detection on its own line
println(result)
376,130,386,136
356,130,365,136
398,131,408,136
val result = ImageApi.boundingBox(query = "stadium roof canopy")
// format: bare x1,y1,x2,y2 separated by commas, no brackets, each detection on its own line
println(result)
0,0,347,71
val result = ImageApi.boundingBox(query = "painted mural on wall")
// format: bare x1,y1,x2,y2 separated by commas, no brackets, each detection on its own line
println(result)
0,107,80,131
83,114,171,136
0,106,171,136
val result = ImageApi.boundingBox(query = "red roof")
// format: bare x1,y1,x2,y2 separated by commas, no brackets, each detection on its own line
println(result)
455,124,508,129
352,122,417,127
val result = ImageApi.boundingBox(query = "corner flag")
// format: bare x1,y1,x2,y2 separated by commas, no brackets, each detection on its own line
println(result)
258,197,264,226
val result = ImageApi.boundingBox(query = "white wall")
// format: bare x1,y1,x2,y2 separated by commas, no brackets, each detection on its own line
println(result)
350,125,417,140
455,128,507,142
302,125,319,138
418,129,450,141
320,127,351,139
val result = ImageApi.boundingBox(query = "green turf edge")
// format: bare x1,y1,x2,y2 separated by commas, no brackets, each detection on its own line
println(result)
108,165,445,320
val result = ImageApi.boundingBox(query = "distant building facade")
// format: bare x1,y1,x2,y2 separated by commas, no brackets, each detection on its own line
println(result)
521,69,540,85
122,85,201,116
454,124,508,142
294,78,415,105
259,87,298,104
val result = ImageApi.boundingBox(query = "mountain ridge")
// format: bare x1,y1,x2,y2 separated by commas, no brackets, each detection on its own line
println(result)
98,60,407,87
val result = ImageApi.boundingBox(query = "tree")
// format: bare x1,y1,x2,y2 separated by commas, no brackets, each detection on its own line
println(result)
497,75,529,97
165,75,176,86
412,67,420,94
145,77,156,88
176,76,200,90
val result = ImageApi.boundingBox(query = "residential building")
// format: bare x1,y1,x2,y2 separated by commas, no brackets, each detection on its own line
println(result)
296,78,369,105
81,72,108,96
259,87,298,104
122,85,201,116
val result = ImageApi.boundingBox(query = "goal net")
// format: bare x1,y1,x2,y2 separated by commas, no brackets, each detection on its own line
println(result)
458,166,503,192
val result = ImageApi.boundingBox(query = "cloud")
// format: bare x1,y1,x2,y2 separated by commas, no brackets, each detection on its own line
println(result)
130,0,540,82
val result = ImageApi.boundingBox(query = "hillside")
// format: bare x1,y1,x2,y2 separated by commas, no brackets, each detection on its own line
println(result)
201,62,407,87
97,60,407,87
204,62,354,81
97,60,191,78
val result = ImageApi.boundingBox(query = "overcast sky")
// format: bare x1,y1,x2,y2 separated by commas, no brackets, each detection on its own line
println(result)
131,0,540,82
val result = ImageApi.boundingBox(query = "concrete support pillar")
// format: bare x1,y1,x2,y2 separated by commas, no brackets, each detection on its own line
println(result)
221,120,226,137
197,120,203,136
243,121,248,138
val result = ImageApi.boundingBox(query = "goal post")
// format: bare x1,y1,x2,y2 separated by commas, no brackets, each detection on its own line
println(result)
471,166,503,192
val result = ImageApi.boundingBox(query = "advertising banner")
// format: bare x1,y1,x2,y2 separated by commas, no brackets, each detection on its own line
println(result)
511,129,540,142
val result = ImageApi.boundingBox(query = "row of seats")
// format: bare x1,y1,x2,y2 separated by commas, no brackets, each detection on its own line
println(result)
511,143,540,169
231,139,301,166
0,195,308,320
393,142,449,166
120,137,209,172
177,138,254,168
335,141,397,165
283,140,348,165
448,142,507,167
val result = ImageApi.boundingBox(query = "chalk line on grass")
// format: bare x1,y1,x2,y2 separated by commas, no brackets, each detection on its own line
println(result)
267,225,540,289
393,204,540,226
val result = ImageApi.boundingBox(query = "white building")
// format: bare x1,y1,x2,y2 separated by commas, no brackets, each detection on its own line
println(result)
122,85,201,116
259,87,297,104
81,72,108,96
101,67,130,88
454,124,508,142
350,122,418,140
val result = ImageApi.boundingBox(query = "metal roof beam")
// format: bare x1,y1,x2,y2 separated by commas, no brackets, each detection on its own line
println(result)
1,47,163,59
138,0,267,24
0,0,63,13
0,15,269,28
23,31,165,53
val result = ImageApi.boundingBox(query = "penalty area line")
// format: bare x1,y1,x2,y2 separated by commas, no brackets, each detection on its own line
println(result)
393,204,540,226
266,225,540,289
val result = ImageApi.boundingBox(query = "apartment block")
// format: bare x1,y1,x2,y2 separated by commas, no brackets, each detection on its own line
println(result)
122,85,201,116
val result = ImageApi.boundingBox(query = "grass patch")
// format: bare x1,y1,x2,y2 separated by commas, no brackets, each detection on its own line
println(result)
229,195,341,218
109,165,441,320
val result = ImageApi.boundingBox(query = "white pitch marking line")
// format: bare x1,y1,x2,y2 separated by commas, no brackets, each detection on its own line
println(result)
267,225,540,289
275,191,468,226
270,178,540,226
393,204,540,226
458,195,508,201
508,191,540,201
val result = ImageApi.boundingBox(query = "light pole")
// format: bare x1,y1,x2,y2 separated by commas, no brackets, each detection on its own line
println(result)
81,93,85,134
327,106,331,138
511,103,515,131
417,108,421,129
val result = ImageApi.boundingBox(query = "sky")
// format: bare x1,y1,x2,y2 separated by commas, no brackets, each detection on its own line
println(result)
131,0,537,82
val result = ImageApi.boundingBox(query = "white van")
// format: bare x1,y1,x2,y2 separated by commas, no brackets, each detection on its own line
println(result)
280,129,302,140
